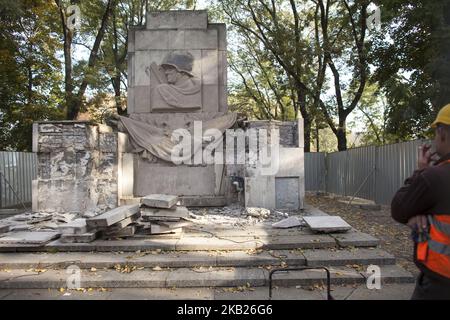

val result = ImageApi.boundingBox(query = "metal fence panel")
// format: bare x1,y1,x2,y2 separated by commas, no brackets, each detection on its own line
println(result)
305,139,431,206
0,152,37,208
304,152,326,191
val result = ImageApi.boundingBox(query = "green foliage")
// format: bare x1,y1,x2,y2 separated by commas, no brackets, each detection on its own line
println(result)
0,0,64,151
370,0,450,141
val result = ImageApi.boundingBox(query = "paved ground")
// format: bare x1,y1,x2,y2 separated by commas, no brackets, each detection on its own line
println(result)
0,283,415,300
306,194,419,277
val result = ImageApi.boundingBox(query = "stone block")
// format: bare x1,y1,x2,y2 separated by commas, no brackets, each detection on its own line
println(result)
133,86,151,113
86,204,140,228
134,163,217,196
303,216,352,233
134,51,150,86
135,30,169,50
185,29,218,50
168,30,185,49
201,50,219,85
141,205,188,218
0,231,60,244
58,219,88,235
141,194,179,209
202,84,219,113
103,225,136,237
147,10,208,30
128,28,135,53
272,216,303,229
60,232,97,243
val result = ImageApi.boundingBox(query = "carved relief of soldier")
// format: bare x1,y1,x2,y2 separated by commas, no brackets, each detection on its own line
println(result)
149,51,202,112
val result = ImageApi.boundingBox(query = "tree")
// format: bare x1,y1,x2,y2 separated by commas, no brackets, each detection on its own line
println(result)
55,0,117,120
370,0,450,140
222,0,372,151
0,0,64,151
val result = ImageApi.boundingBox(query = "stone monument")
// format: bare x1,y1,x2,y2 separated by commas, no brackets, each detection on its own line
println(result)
32,10,305,214
122,10,232,205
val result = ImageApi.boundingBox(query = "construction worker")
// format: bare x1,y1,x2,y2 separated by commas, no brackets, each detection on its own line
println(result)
391,103,450,300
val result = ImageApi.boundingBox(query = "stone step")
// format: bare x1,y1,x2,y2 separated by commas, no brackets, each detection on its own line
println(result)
0,265,414,289
0,283,418,300
0,248,395,270
0,230,379,252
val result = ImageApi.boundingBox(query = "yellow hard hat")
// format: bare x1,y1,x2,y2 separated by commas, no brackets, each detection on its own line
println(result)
431,103,450,128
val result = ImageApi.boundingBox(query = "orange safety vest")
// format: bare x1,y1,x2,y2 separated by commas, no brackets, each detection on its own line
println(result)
416,159,450,279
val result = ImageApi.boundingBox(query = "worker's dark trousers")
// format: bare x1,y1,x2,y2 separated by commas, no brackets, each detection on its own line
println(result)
411,272,450,300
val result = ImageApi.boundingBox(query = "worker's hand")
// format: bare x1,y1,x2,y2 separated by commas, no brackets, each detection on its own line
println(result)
418,145,433,170
407,215,429,232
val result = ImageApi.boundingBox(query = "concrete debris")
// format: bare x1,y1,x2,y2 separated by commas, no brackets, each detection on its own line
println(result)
86,204,140,228
58,219,88,235
0,231,60,244
245,207,270,218
272,216,303,229
60,232,98,243
141,194,179,209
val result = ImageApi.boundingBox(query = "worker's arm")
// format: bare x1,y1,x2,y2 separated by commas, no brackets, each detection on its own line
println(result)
391,170,435,224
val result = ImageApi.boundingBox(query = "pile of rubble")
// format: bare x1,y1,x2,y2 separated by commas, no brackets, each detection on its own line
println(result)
58,194,192,243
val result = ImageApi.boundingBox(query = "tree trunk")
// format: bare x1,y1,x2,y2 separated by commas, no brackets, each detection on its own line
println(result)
336,120,347,151
296,87,311,152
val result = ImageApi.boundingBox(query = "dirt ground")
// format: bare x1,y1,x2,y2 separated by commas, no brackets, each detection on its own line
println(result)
305,193,419,277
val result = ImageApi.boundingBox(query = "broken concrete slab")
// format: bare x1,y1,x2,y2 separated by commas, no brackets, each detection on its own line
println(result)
157,220,192,229
0,231,60,245
303,216,352,233
60,232,97,243
150,224,182,235
141,216,182,222
141,194,178,209
103,226,136,238
58,219,88,235
100,213,140,232
272,216,303,229
140,206,189,218
86,204,140,228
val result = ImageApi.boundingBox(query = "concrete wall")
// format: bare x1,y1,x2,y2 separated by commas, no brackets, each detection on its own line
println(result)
32,121,129,216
